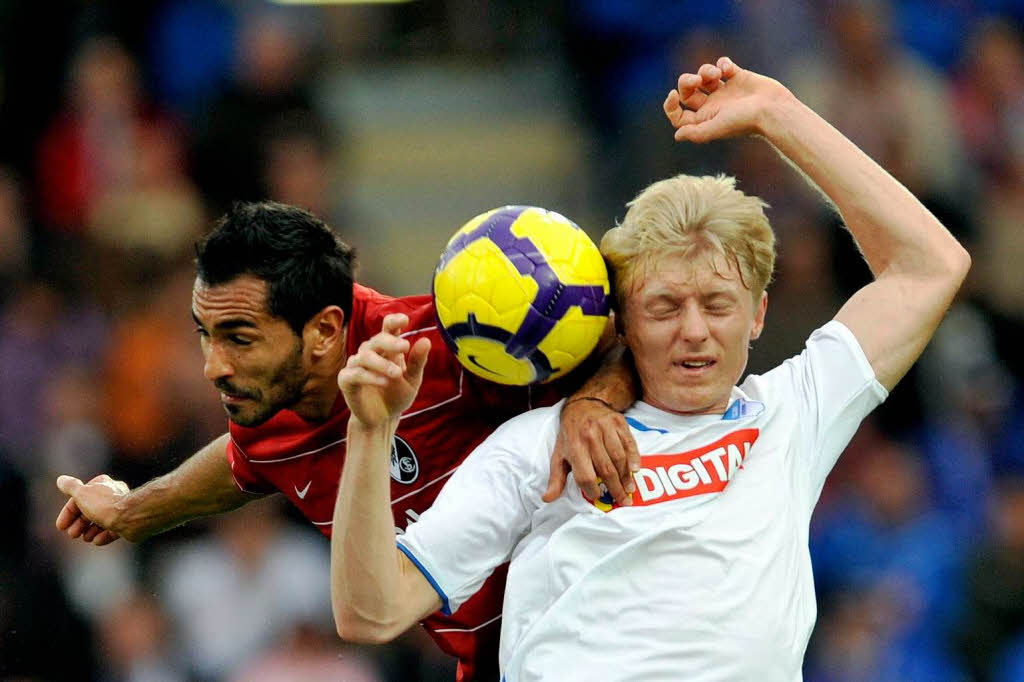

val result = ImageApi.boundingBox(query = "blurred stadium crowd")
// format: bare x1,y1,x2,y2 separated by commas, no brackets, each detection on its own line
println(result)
1,1,1024,680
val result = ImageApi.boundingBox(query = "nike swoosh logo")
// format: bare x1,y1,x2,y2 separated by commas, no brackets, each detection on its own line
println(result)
468,354,504,377
295,481,312,499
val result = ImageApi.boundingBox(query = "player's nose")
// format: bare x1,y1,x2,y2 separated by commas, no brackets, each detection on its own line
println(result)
678,303,710,343
203,344,234,382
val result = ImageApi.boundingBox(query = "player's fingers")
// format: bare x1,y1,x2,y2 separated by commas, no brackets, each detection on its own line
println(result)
677,72,707,108
591,443,628,506
351,346,404,379
681,89,708,112
570,456,603,502
663,90,685,126
717,56,739,78
381,313,409,337
56,475,83,497
55,497,82,530
541,452,570,503
406,337,431,385
620,427,641,476
66,516,90,539
360,334,410,358
83,523,104,543
697,63,723,92
338,366,388,389
93,530,121,546
675,118,716,144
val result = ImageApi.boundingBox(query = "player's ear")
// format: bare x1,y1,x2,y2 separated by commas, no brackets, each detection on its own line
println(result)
750,291,767,340
306,305,346,357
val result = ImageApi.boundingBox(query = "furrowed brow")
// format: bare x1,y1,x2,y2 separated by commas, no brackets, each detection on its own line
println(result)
212,319,259,331
192,310,258,331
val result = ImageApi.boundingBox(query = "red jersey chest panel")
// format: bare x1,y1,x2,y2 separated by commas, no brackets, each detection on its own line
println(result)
225,286,556,681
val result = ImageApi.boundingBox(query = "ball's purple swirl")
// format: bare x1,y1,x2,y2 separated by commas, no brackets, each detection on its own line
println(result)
436,206,609,362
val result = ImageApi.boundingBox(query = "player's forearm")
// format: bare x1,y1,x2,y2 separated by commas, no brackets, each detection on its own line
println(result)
114,434,252,541
332,418,414,643
760,94,970,283
569,343,636,412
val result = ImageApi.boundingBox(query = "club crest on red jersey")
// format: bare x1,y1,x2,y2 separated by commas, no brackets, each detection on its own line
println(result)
390,435,420,484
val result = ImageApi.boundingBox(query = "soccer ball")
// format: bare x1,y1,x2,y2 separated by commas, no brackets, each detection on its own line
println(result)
432,205,610,385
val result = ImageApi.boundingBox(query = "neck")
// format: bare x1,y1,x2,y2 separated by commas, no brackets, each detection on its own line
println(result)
643,393,732,417
291,355,346,422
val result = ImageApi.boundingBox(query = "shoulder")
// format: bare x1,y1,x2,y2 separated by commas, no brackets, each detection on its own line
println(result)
350,284,436,344
742,321,869,392
471,402,563,466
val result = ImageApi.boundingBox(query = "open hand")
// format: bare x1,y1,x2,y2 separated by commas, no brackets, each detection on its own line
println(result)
338,313,431,428
543,399,639,506
663,57,791,144
55,474,128,545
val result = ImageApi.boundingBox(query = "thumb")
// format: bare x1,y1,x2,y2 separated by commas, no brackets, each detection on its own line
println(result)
406,337,431,385
56,475,83,497
541,455,569,503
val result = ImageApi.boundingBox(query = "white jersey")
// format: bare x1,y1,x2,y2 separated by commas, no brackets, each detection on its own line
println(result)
398,321,887,682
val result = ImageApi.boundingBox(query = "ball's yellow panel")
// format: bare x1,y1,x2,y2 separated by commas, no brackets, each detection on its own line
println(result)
434,245,536,332
510,208,610,290
536,306,607,381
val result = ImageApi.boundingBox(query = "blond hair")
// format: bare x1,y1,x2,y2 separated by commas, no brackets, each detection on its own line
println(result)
601,174,776,305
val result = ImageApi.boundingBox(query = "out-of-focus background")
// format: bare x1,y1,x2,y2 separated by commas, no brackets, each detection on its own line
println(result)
2,0,1024,680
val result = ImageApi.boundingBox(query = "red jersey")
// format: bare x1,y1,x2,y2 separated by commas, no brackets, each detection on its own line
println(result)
227,284,559,681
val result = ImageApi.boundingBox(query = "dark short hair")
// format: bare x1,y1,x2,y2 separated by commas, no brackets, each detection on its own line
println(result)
195,201,357,335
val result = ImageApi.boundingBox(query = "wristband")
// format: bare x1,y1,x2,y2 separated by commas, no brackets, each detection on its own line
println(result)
564,396,614,411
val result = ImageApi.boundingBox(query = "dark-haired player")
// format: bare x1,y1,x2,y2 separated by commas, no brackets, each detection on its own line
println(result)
54,201,638,681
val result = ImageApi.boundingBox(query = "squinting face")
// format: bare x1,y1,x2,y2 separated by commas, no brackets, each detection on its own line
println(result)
192,275,309,427
621,251,767,416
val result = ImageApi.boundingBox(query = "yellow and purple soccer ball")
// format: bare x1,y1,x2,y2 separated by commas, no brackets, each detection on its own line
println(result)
432,206,610,385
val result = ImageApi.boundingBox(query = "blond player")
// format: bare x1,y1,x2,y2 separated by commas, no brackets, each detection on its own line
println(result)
329,57,970,681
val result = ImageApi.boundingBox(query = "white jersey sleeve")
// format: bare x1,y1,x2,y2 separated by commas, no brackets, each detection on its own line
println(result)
746,320,888,503
396,404,560,615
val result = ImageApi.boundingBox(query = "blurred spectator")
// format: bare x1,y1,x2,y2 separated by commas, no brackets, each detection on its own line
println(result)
191,9,323,212
0,280,107,464
0,457,98,680
952,19,1024,178
747,212,843,375
915,302,1024,533
956,478,1024,681
974,127,1024,356
156,499,333,681
149,0,238,115
806,586,965,681
35,36,183,236
810,431,965,678
893,0,981,71
261,111,342,223
97,592,184,682
38,363,112,491
787,0,966,200
101,264,221,481
87,121,205,262
0,166,31,301
229,623,383,682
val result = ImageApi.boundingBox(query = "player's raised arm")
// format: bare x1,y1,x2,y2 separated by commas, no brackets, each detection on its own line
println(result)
332,313,441,643
55,433,254,544
664,58,970,391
